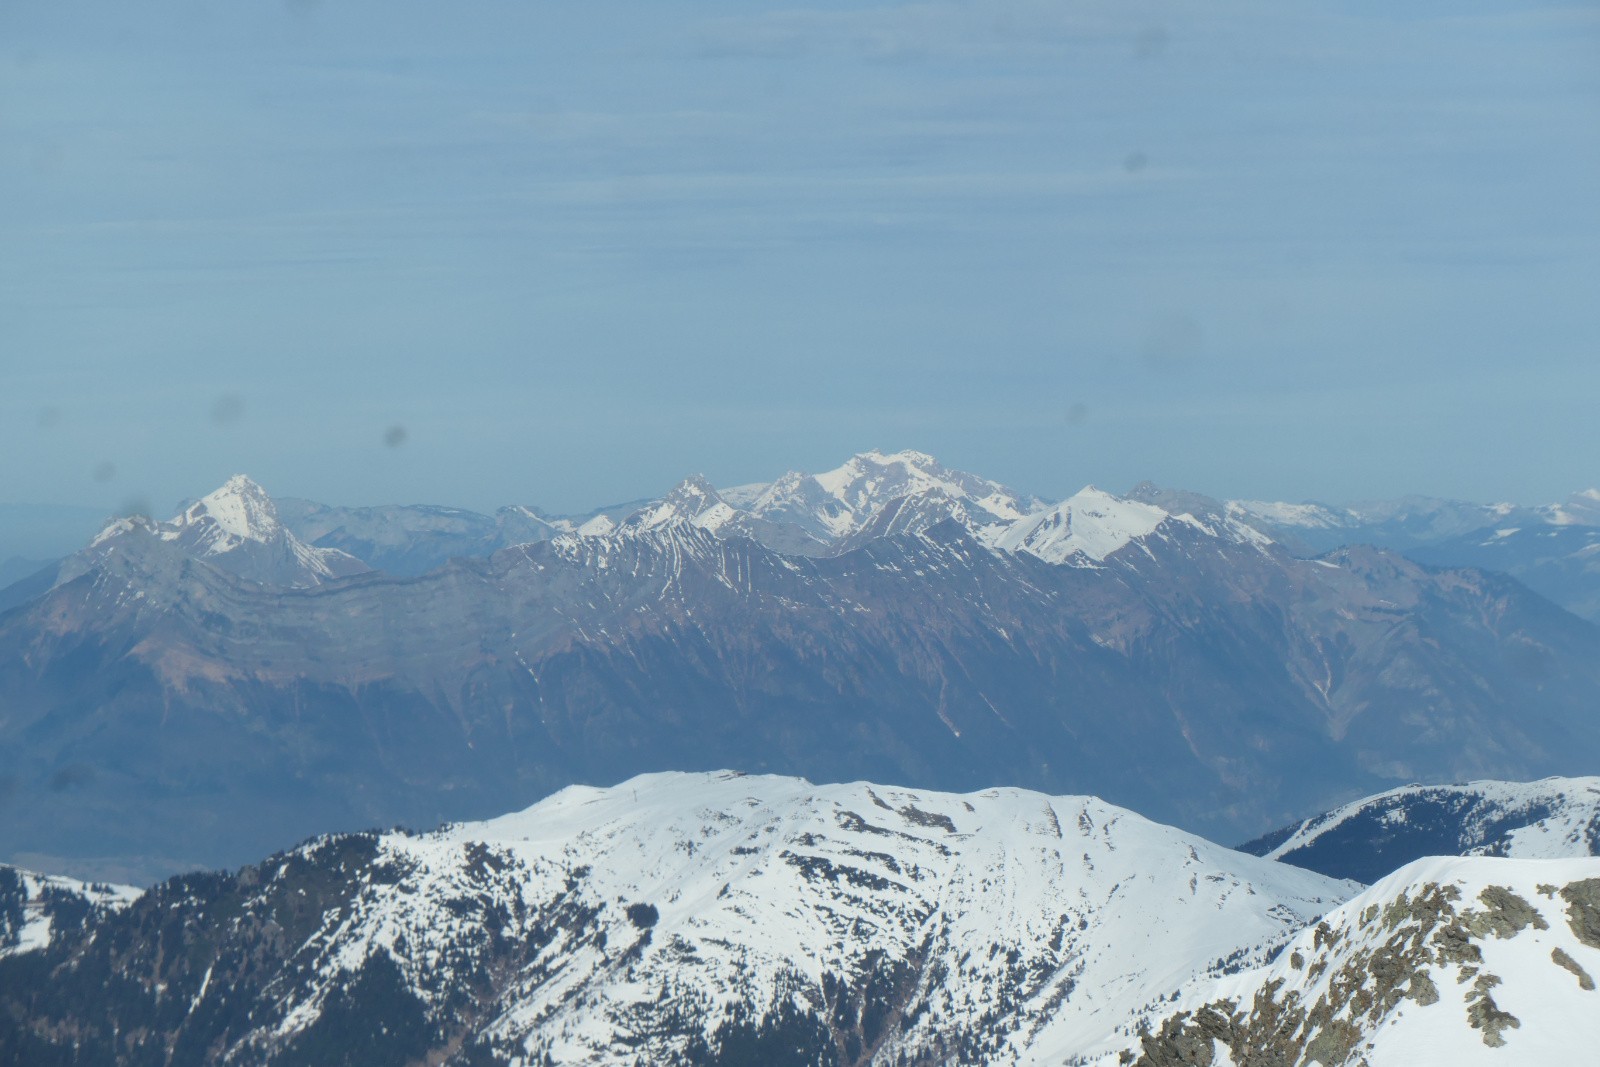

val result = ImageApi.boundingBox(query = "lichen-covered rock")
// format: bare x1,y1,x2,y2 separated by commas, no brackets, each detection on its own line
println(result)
1551,946,1595,990
1120,856,1600,1067
1559,877,1600,948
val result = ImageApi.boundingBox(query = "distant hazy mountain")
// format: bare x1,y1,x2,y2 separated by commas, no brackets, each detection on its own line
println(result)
5,454,1600,880
1124,855,1600,1066
0,772,1353,1066
1239,777,1600,882
1222,487,1600,622
275,495,649,577
68,475,371,589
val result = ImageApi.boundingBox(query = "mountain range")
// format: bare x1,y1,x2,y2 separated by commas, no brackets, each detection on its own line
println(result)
1,771,1594,1065
3,450,1599,882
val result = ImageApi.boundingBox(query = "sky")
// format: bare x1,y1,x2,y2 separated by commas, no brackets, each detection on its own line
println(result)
2,0,1598,523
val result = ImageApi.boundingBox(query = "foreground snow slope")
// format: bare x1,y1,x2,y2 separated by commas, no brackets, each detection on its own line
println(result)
1115,855,1600,1066
0,772,1353,1066
387,772,1350,1063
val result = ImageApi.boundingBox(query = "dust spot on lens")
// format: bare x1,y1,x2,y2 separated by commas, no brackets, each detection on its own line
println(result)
1123,151,1148,174
384,425,408,448
49,764,96,791
1065,403,1090,426
211,394,245,424
92,461,116,482
37,406,62,428
119,496,151,520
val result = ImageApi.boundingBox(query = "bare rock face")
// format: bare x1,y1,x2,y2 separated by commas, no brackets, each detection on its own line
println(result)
1123,856,1600,1066
1560,877,1600,948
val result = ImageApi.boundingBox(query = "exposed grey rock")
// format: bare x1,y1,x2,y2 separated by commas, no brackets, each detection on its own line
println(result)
1550,946,1594,991
1559,878,1600,948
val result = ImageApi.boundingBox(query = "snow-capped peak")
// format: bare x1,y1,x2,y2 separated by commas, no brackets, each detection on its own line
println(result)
748,449,1047,541
78,475,369,588
620,476,737,533
990,485,1170,564
178,474,282,543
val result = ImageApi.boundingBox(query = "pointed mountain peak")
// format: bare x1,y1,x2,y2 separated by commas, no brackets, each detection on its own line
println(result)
179,474,282,542
620,476,731,533
992,486,1169,564
814,449,945,498
663,474,721,507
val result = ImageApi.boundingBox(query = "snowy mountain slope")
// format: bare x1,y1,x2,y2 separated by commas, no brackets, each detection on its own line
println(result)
67,476,369,589
0,772,1353,1066
988,487,1268,567
745,449,1049,544
0,863,137,958
1240,777,1600,883
618,476,830,555
1116,855,1600,1066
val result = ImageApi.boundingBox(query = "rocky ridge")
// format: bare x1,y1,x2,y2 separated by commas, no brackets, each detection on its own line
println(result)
1120,856,1600,1066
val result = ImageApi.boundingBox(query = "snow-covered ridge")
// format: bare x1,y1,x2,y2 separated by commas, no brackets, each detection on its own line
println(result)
585,451,1272,568
0,865,139,958
1230,489,1600,539
989,486,1171,564
1110,855,1600,1066
179,473,284,543
1228,498,1350,530
1243,777,1600,883
263,770,1351,1064
744,448,1049,542
67,453,1277,582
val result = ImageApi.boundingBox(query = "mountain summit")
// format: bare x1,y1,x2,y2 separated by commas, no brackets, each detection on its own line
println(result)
744,448,1049,544
81,474,368,589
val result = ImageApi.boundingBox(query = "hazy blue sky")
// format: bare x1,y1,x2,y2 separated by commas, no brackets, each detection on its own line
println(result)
3,0,1597,517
